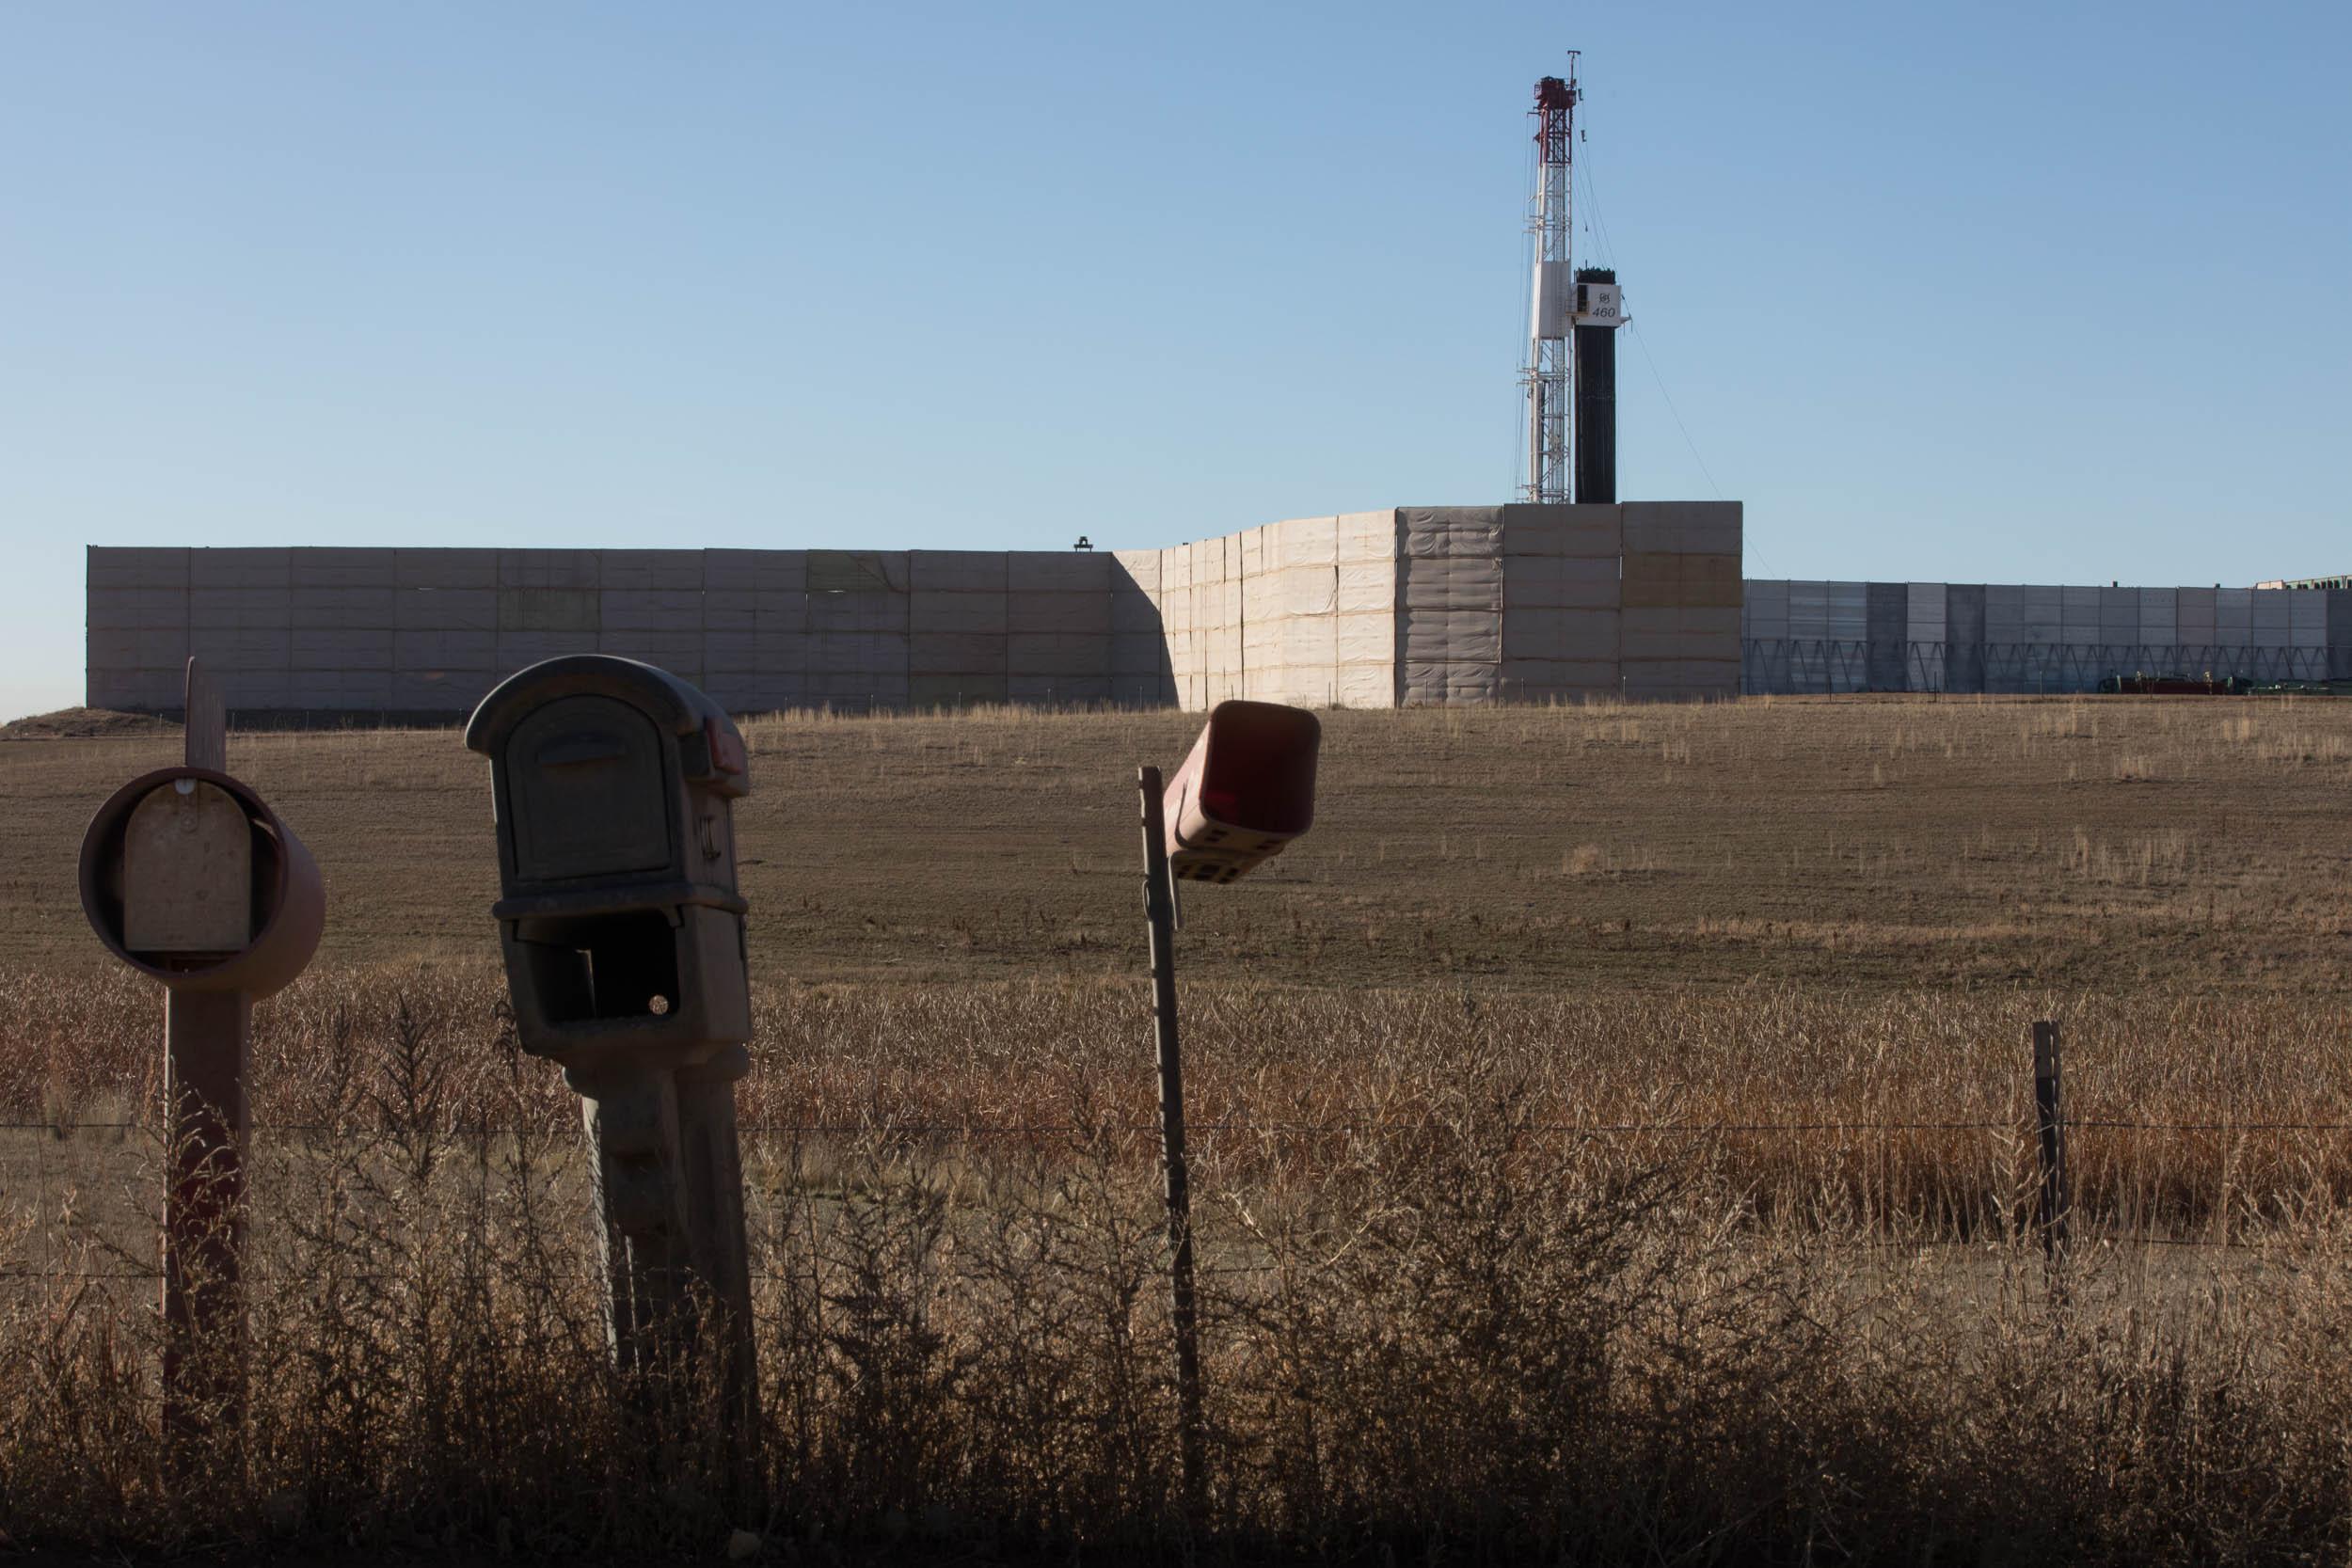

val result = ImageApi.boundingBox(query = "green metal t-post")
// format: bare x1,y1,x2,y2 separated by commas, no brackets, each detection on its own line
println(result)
1137,765,1205,1519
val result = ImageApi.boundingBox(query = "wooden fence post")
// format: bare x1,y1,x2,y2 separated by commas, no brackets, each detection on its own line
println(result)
2032,1021,2070,1257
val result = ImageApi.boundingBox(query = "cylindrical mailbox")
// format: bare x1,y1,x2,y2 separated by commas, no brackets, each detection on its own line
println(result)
80,766,326,1000
1162,700,1321,884
79,688,327,1455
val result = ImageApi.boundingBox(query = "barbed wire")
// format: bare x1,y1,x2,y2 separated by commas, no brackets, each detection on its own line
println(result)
10,1117,2352,1135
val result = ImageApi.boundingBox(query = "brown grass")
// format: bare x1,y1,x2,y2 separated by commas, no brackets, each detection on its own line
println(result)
5,697,2352,1560
6,695,2351,994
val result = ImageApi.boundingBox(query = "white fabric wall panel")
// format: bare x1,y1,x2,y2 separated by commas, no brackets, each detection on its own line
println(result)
911,674,1006,706
1277,562,1337,616
293,588,398,629
1622,660,1740,699
808,593,908,633
910,591,1009,634
1335,611,1394,666
392,669,496,710
87,670,190,709
2178,588,2218,641
293,548,394,588
1337,561,1394,614
499,550,600,590
1400,506,1502,560
1112,675,1172,706
1501,658,1616,691
395,629,496,667
1502,503,1620,559
1110,548,1160,594
393,550,498,591
193,548,292,588
292,628,393,667
1502,556,1618,610
1339,509,1397,563
88,548,191,589
601,590,704,632
911,632,1008,673
705,550,806,592
706,630,806,675
189,627,292,670
809,671,911,704
191,588,292,628
910,551,1009,592
1335,662,1393,708
1502,608,1619,661
1621,501,1740,556
1401,608,1502,664
2250,592,2291,636
88,627,191,668
2291,590,2328,642
810,632,907,675
1402,663,1500,705
1008,591,1108,634
2216,589,2253,644
600,630,702,675
601,550,704,590
705,673,808,712
1112,633,1167,677
1400,556,1502,611
90,588,189,629
1009,552,1108,593
704,591,755,632
1009,674,1108,704
1826,582,1867,641
1009,633,1109,677
397,589,498,631
1109,591,1161,634
498,631,598,667
1276,515,1339,566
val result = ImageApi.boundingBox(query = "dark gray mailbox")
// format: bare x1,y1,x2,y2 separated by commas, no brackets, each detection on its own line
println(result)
466,656,755,1419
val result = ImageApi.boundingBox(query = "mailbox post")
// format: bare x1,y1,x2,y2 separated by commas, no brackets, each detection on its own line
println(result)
78,657,325,1449
1137,700,1320,1516
465,657,757,1432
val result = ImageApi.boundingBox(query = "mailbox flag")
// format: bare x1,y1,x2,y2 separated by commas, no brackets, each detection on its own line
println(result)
1162,701,1319,883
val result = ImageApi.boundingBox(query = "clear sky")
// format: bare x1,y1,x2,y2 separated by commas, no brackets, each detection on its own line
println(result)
3,2,2345,721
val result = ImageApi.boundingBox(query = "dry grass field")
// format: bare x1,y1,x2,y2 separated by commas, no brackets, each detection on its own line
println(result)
7,695,2352,993
4,695,2352,1562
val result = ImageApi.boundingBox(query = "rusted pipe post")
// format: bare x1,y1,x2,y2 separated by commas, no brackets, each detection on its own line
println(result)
162,988,251,1439
2032,1021,2070,1258
1137,764,1206,1518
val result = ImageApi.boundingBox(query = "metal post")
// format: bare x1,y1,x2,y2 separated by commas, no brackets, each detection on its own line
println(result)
163,987,250,1445
2032,1021,2070,1258
1137,765,1205,1516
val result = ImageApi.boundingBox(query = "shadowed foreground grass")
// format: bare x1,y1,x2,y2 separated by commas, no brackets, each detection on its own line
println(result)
6,967,2352,1561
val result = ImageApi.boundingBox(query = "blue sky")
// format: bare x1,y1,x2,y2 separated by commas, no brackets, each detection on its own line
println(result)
3,1,2345,719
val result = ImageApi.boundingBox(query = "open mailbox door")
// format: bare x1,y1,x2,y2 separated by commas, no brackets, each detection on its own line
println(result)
1161,700,1320,884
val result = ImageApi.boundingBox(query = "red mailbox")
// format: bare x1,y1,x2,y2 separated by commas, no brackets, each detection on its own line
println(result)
1161,700,1321,883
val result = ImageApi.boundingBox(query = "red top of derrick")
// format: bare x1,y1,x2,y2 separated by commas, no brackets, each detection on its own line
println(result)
1534,76,1574,112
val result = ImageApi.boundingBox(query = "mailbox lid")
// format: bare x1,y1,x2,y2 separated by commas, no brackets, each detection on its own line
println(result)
467,655,749,798
504,694,675,882
121,779,252,953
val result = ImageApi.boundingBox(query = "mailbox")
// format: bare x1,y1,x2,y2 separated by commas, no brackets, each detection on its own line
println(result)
80,767,326,999
468,656,759,1425
465,656,753,1074
78,656,328,1449
1161,700,1320,883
